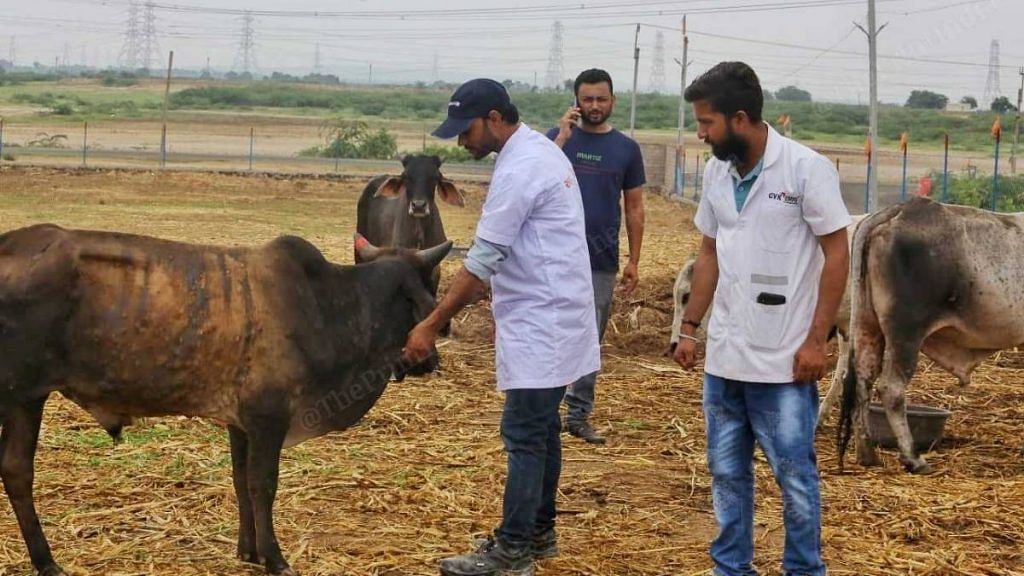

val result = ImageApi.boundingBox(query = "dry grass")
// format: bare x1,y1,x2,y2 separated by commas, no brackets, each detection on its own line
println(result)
1,165,1022,576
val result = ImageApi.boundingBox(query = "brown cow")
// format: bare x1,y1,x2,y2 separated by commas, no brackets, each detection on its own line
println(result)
0,224,450,575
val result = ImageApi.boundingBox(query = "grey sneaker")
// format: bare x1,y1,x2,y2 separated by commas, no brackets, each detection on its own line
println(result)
439,536,534,576
530,528,559,560
566,420,606,444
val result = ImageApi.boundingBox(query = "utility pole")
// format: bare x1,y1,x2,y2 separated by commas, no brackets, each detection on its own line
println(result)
159,50,173,168
855,0,886,213
677,16,690,196
630,24,640,138
1012,66,1023,175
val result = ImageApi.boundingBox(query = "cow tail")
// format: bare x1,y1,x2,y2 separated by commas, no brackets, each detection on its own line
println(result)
837,341,857,472
836,204,902,471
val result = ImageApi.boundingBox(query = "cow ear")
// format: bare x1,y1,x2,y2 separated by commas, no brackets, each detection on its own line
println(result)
374,176,405,199
401,155,411,167
683,258,696,281
437,179,465,207
417,240,453,269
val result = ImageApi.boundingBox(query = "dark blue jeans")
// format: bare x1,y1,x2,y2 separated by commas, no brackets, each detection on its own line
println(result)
496,386,567,547
703,374,825,576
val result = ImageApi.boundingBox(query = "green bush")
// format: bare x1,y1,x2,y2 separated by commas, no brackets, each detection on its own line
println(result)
100,73,139,87
163,83,1016,152
934,171,1024,211
416,143,481,164
2,152,15,161
312,119,397,160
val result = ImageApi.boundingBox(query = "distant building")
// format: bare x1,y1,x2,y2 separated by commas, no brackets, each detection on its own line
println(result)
944,102,973,113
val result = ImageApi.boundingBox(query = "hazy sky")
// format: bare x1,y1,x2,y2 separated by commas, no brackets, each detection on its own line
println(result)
2,0,1022,105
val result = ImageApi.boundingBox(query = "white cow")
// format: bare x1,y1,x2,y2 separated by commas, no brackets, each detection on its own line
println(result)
840,198,1024,473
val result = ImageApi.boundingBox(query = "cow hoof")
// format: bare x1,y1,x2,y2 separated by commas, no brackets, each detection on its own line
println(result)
238,550,262,566
904,460,933,475
856,450,881,467
38,564,68,576
268,567,297,576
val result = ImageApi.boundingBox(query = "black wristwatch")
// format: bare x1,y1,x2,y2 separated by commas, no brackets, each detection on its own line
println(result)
682,318,701,329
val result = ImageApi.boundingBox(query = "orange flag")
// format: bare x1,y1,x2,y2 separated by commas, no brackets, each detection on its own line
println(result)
992,116,1002,139
864,136,872,157
899,132,909,153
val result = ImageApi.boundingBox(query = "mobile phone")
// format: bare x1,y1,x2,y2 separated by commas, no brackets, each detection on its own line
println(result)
571,99,581,126
756,292,786,306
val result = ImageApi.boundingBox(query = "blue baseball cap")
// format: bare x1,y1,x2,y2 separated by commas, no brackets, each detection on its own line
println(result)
432,78,512,139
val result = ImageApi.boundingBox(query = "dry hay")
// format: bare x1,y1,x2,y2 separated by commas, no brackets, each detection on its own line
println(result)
0,165,1022,576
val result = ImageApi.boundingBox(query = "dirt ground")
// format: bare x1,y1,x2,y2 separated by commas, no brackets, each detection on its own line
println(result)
0,166,1022,576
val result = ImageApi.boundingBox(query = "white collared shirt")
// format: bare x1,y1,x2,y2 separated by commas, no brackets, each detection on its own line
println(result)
694,125,851,383
477,123,601,390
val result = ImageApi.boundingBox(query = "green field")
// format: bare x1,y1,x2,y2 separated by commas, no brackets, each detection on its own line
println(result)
0,71,1017,152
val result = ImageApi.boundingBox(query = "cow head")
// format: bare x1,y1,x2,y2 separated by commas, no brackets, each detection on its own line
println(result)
354,233,452,377
374,155,465,219
668,258,698,356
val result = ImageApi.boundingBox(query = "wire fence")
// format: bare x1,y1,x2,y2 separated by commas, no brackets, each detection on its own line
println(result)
0,117,1019,215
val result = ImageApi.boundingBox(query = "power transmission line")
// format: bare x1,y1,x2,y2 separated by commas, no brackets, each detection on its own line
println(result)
983,39,1001,107
141,1,159,72
60,0,880,19
117,0,141,70
233,11,256,75
544,20,564,90
642,23,1019,71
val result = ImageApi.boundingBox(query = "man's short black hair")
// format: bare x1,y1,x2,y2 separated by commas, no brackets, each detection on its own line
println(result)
684,61,763,122
499,103,520,124
574,68,614,95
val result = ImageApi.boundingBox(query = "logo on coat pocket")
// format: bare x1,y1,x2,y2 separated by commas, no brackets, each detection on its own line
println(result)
768,191,800,206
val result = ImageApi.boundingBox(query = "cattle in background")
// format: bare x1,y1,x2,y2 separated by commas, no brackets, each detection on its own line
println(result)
356,154,465,299
670,215,866,426
0,224,450,576
839,198,1024,474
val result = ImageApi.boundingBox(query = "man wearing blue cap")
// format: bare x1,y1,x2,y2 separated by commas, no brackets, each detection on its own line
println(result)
403,78,600,576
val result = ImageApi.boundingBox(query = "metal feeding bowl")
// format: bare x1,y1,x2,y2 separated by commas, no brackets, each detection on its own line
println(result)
866,402,952,451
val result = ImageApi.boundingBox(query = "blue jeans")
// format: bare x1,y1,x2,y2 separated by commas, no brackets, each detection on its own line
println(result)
496,386,567,547
565,270,616,424
703,374,825,576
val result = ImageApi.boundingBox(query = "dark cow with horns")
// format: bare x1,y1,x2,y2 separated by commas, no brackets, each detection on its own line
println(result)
0,223,450,575
356,154,465,299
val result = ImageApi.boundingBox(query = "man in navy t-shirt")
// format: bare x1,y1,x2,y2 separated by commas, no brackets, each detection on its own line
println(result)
547,68,646,444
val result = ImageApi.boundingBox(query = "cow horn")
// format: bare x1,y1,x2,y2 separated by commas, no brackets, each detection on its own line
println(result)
354,233,382,262
417,241,453,269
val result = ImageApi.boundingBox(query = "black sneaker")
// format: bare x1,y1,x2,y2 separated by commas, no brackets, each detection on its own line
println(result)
566,420,606,444
530,528,559,560
439,536,534,576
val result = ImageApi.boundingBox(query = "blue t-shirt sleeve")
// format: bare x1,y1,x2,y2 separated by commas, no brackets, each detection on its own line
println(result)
623,140,646,190
545,127,559,141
